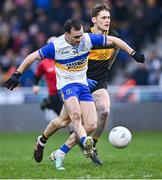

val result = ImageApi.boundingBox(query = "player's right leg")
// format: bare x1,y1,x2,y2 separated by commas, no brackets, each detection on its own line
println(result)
34,106,70,163
64,96,88,140
61,86,97,151
79,101,97,157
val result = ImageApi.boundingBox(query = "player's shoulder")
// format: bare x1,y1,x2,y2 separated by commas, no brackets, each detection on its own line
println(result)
52,35,64,44
51,34,66,50
83,32,93,41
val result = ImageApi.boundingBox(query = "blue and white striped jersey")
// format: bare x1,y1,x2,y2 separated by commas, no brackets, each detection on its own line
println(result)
39,33,106,89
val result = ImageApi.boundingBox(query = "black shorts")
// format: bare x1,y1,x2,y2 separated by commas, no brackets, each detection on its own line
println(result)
91,80,108,93
49,95,63,115
40,95,63,115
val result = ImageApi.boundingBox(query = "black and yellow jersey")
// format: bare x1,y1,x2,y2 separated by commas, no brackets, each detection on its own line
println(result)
87,27,119,82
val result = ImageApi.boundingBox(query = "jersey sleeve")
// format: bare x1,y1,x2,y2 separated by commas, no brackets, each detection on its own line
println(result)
88,33,107,47
38,42,55,60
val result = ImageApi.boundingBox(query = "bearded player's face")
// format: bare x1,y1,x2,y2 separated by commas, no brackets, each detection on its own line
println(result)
65,26,84,46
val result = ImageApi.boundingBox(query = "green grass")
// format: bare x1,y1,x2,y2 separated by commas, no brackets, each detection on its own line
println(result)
0,132,162,179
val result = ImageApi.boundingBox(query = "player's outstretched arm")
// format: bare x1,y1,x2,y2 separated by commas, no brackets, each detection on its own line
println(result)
107,36,145,63
17,51,41,74
4,50,41,90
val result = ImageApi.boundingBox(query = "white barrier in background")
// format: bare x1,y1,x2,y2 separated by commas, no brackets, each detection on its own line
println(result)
0,86,162,104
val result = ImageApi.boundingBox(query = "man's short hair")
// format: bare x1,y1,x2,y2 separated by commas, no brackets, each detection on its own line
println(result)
91,3,110,17
64,18,83,33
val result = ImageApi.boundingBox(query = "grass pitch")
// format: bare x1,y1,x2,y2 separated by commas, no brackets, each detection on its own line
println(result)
0,131,162,179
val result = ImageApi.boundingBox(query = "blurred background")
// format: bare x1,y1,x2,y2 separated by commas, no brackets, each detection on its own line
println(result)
0,0,162,132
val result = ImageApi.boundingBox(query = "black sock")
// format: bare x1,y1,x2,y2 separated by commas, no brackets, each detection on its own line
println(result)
40,134,48,144
93,138,98,147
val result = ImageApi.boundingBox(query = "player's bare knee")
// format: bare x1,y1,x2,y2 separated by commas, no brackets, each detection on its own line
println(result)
70,112,81,127
71,112,81,121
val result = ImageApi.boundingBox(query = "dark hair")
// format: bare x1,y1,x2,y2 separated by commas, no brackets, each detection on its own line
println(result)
64,18,83,33
91,3,110,17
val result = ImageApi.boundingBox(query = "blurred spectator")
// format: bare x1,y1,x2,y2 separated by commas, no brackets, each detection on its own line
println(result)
0,0,162,87
159,70,162,87
16,45,35,86
147,51,162,85
131,64,149,85
111,0,129,25
34,0,52,11
115,78,137,102
144,0,161,42
0,49,16,85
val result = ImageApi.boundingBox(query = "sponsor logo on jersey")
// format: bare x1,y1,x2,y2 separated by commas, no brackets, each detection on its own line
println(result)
60,47,71,55
66,58,86,69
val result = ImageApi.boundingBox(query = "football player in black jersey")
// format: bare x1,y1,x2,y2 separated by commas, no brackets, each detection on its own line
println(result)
85,3,120,165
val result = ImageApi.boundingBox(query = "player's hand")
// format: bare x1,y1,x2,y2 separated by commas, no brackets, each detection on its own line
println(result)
131,51,145,63
4,71,21,90
32,85,40,94
87,78,98,91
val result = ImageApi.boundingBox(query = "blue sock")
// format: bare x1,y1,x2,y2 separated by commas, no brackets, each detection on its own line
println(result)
80,136,86,146
60,144,70,154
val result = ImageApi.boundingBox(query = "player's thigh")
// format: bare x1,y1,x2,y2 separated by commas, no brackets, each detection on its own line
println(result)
93,88,110,112
80,101,97,127
64,96,81,118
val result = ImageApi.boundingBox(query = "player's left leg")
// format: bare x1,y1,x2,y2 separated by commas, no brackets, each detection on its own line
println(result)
43,106,70,137
92,88,110,144
91,88,110,164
